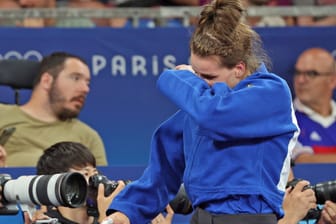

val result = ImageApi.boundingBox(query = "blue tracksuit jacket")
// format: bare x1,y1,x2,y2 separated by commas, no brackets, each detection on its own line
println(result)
109,64,299,223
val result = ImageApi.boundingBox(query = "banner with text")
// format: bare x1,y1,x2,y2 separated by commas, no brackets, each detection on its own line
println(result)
0,27,335,166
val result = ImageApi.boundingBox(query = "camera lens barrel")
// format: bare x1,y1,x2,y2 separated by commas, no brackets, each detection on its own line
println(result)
2,172,87,208
314,180,336,204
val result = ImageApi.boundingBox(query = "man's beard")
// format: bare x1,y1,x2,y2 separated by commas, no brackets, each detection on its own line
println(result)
49,83,83,121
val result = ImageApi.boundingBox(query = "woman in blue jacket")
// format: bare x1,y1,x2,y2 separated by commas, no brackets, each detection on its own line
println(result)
106,0,299,223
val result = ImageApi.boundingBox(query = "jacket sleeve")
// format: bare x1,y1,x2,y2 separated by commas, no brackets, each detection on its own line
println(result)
109,111,186,224
157,69,298,141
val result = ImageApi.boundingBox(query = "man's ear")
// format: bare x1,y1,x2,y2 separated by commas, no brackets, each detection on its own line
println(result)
40,73,53,90
331,73,336,88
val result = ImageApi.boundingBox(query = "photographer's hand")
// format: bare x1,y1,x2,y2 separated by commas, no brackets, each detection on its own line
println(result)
97,181,126,223
279,180,316,224
23,209,50,224
151,204,174,224
23,211,33,224
103,212,130,224
318,201,336,224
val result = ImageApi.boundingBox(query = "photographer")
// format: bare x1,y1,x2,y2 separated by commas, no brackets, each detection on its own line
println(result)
34,141,174,224
279,169,336,224
35,141,125,224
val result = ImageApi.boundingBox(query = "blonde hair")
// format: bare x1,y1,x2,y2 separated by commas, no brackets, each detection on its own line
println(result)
190,0,270,72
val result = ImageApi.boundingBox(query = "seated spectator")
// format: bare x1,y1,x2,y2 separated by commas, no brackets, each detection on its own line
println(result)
60,0,110,27
0,52,107,167
18,0,56,27
157,0,212,26
18,0,106,27
108,0,208,28
267,0,296,25
292,47,336,163
158,0,210,5
294,0,336,26
242,0,288,27
0,0,21,26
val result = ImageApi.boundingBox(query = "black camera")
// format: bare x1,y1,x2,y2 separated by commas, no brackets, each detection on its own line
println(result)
86,174,193,217
86,174,131,218
287,178,336,220
0,172,88,215
168,184,193,215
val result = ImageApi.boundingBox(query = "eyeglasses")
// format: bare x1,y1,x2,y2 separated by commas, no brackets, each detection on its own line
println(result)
294,69,333,79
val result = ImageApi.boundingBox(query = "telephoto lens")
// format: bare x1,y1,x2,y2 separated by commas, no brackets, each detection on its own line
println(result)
314,180,336,204
0,172,87,208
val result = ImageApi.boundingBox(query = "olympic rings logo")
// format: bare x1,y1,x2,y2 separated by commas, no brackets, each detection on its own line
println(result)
0,50,43,61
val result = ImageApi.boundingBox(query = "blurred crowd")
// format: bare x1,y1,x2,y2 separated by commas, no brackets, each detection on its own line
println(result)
0,0,335,28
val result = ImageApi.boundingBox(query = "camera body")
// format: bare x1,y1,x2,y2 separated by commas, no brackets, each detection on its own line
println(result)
0,174,19,215
86,174,129,217
86,174,193,217
0,173,87,215
89,174,119,197
287,178,336,220
168,184,193,215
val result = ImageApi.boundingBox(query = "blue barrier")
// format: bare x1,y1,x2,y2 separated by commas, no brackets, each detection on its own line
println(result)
0,27,336,167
